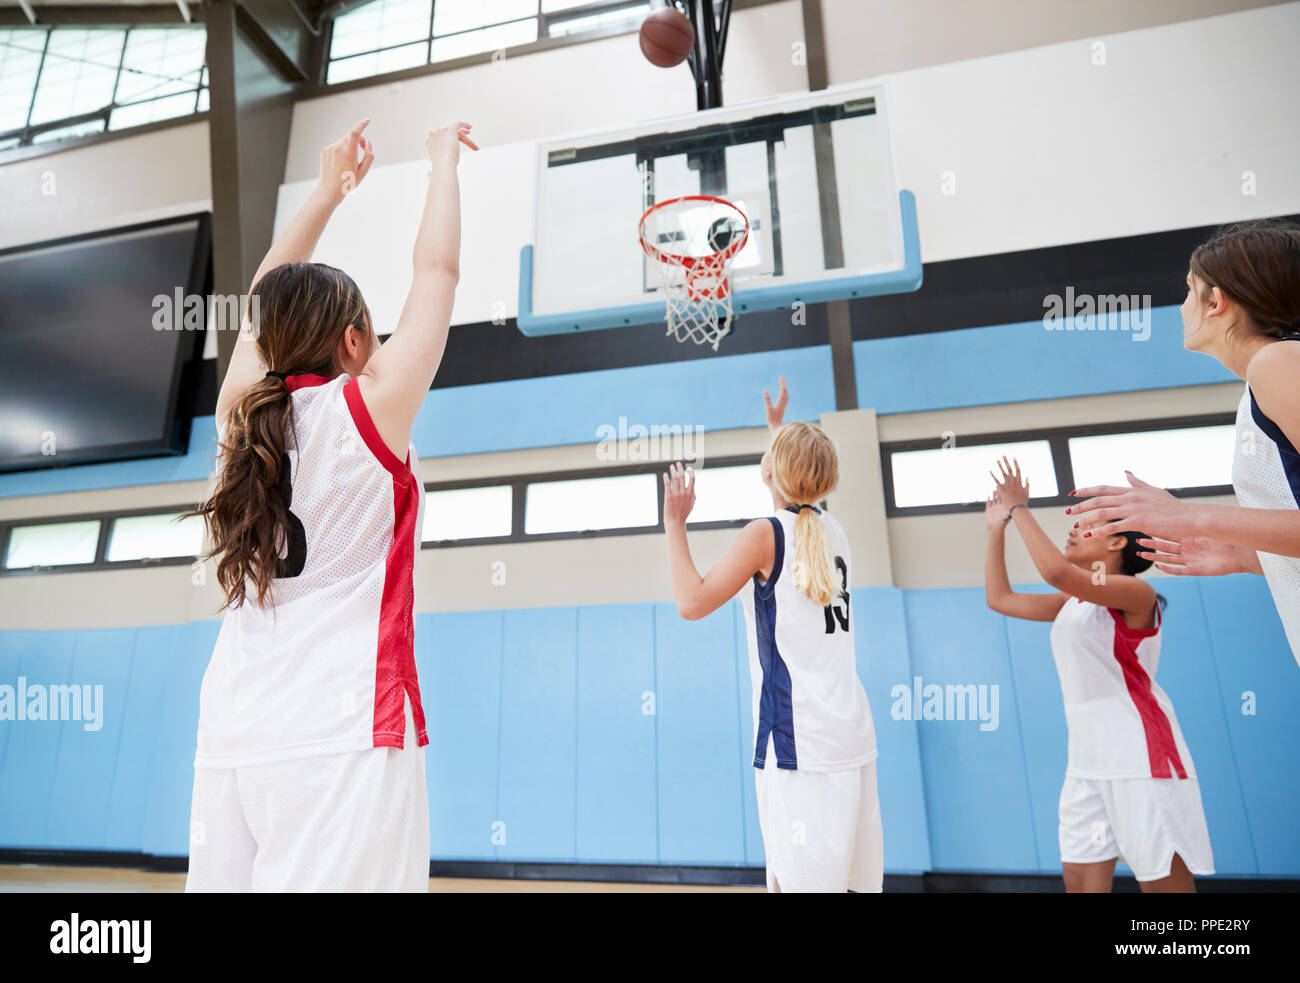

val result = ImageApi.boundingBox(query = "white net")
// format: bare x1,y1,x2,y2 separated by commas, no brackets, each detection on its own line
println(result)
639,196,749,352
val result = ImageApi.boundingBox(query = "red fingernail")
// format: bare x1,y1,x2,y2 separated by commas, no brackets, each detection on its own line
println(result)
1073,522,1079,529
1065,508,1072,514
1084,532,1091,538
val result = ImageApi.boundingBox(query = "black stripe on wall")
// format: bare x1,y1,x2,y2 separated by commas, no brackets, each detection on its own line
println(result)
189,211,1299,417
850,211,1300,340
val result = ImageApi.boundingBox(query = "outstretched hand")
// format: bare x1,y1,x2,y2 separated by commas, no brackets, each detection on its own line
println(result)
662,461,696,529
318,119,375,202
1136,535,1253,577
763,377,789,431
990,456,1030,507
985,490,1010,530
425,121,479,164
1067,471,1196,540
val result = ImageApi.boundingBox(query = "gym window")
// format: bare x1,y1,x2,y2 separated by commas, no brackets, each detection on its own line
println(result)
881,415,1237,517
104,512,206,564
422,485,514,543
421,455,766,547
0,25,208,151
0,456,769,573
325,0,652,84
0,508,203,574
3,519,102,570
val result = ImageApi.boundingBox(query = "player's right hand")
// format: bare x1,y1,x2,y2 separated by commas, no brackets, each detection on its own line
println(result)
662,461,696,529
425,121,479,163
318,118,374,202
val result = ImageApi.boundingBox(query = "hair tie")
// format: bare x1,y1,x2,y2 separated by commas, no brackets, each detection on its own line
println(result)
788,504,821,514
265,370,289,382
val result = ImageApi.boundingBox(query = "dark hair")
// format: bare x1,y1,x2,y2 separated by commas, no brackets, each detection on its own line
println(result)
1189,219,1300,341
189,262,371,610
1117,529,1167,610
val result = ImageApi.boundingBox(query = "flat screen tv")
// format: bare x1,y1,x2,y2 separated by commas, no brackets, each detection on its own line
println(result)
0,213,211,473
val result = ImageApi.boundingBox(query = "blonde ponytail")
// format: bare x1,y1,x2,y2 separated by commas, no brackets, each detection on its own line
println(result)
791,507,836,606
769,422,840,607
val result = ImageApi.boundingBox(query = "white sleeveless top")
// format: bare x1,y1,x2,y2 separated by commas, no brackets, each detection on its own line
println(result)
1049,597,1195,780
738,507,877,772
195,373,427,769
1232,363,1300,667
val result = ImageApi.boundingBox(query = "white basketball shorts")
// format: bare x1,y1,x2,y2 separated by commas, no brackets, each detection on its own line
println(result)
186,701,429,893
754,757,883,893
1058,774,1214,882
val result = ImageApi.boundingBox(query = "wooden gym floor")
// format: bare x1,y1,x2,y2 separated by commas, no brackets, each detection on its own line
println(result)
0,864,760,893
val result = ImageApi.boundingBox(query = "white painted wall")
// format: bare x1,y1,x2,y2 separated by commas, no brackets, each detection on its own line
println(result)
282,1,809,183
820,0,1290,81
0,121,212,251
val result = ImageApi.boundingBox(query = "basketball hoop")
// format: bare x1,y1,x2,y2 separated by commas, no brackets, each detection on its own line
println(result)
638,195,749,351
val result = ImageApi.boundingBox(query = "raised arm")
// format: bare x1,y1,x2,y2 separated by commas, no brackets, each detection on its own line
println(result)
994,457,1155,619
663,462,774,621
356,122,477,461
216,119,376,427
985,492,1069,622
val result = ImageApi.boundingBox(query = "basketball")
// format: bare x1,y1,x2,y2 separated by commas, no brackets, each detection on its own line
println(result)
640,6,695,68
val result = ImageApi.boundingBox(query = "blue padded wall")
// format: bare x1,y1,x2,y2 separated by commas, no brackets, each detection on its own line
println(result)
1,578,1295,878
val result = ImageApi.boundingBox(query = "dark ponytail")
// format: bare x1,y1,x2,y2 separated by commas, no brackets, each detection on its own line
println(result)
189,262,371,610
1119,530,1166,610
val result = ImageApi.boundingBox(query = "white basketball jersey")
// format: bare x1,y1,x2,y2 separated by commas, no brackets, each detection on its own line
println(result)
739,507,877,772
1049,598,1196,780
1232,362,1300,667
195,373,427,769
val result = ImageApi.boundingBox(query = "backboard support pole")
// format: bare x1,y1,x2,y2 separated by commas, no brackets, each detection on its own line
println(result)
678,0,728,110
801,0,858,411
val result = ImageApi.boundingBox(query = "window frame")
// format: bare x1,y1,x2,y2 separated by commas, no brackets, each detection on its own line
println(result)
0,454,768,575
421,453,766,548
0,21,209,162
880,413,1238,518
312,0,778,95
0,505,204,576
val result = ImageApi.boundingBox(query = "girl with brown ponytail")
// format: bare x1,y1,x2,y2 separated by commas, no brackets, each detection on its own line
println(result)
662,379,881,892
1069,220,1300,667
185,119,477,893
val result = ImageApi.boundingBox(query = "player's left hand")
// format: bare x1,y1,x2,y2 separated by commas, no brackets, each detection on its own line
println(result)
1068,471,1197,540
662,461,696,528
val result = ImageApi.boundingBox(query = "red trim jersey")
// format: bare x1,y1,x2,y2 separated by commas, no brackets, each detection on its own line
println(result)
195,373,428,769
1048,598,1195,780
